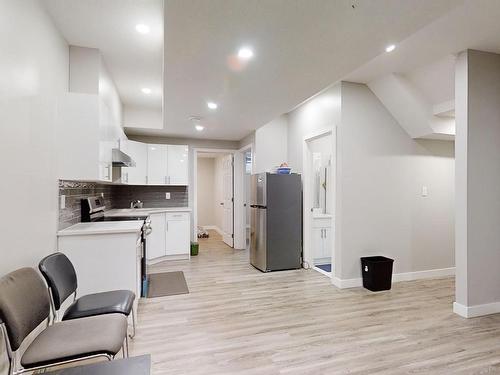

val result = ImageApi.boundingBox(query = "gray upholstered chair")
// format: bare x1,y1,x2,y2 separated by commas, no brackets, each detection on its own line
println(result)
0,268,128,375
38,253,136,337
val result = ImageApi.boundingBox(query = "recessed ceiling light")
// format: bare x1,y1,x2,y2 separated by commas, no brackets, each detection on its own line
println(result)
207,102,218,110
238,47,254,60
385,44,396,53
135,24,150,34
195,125,205,132
141,87,152,94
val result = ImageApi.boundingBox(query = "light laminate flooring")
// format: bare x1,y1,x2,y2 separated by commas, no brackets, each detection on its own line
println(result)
132,233,500,374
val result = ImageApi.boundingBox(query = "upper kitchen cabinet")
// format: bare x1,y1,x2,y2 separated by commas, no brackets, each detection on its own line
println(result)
147,144,189,185
167,145,189,185
123,140,147,185
147,144,168,185
57,46,123,182
57,93,117,182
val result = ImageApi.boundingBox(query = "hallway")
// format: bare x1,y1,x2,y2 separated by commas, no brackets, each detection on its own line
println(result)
131,243,500,375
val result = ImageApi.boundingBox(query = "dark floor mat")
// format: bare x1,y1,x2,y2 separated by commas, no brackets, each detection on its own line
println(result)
147,271,189,298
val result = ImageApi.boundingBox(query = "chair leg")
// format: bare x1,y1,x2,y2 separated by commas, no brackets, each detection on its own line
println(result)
130,308,136,338
125,335,129,358
121,344,125,359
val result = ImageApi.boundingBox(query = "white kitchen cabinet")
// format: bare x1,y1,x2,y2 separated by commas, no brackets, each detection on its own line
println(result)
165,213,190,256
57,93,120,182
146,211,190,262
57,230,142,316
167,145,189,185
146,213,166,260
146,144,189,185
123,140,147,185
147,144,168,185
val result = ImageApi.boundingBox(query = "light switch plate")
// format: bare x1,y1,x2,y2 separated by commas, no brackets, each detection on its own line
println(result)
165,192,171,199
60,195,66,209
422,186,428,197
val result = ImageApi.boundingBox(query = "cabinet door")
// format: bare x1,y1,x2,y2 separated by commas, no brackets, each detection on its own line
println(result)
146,213,166,260
312,228,324,261
125,140,147,185
147,144,168,185
167,145,189,185
165,219,190,255
323,227,333,260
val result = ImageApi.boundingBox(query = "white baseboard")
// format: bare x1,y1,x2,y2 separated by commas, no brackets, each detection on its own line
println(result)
331,267,455,289
147,254,190,265
453,301,500,318
202,225,224,236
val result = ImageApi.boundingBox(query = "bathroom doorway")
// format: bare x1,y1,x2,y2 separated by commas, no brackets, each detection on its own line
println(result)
303,129,335,278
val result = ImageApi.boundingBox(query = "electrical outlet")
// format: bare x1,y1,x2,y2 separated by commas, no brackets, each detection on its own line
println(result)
60,195,66,209
422,186,428,197
165,192,171,199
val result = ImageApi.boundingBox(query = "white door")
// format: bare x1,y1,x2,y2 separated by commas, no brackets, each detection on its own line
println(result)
146,213,166,260
312,228,324,262
165,219,190,255
222,155,234,247
147,144,168,185
167,145,189,185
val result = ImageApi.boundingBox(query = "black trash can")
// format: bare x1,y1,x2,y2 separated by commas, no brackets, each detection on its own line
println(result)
360,256,394,291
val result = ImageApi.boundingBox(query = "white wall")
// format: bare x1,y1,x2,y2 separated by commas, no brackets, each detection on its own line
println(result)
339,82,455,280
196,157,216,226
0,0,68,277
282,81,455,282
287,84,341,173
455,50,500,316
254,115,288,173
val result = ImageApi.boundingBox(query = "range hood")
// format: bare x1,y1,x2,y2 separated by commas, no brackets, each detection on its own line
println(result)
112,148,136,167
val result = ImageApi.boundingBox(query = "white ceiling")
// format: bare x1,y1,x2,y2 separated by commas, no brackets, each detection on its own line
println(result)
43,0,472,141
345,0,500,94
43,0,163,110
157,0,461,140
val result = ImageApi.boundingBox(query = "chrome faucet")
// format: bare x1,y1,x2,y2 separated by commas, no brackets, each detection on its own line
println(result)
130,200,143,209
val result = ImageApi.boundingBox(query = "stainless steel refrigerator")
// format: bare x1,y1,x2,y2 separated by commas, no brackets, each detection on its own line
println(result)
250,173,302,272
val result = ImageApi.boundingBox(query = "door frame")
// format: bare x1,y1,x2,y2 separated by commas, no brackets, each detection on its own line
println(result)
302,127,338,281
193,147,246,249
235,143,253,250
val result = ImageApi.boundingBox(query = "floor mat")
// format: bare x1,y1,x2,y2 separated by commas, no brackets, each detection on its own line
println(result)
316,264,331,273
147,271,189,298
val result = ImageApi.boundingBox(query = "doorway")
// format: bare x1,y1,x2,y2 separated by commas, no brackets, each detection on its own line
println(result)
195,152,234,248
303,129,335,278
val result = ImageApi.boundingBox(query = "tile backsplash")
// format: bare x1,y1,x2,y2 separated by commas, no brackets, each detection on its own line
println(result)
58,180,189,230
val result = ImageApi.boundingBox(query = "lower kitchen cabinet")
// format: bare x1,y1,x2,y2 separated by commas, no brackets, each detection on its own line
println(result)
147,211,190,262
165,213,190,256
57,230,142,316
146,213,166,260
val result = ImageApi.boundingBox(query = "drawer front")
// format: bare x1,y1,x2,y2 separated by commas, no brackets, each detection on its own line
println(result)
165,212,190,221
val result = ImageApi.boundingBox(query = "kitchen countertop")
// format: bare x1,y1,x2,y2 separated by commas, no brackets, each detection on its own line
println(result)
57,221,144,236
105,207,191,217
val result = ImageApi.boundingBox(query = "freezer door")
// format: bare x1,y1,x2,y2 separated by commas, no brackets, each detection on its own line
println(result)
251,173,267,207
250,206,267,271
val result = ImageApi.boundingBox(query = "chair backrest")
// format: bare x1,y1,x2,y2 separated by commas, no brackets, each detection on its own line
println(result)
38,253,78,310
0,268,50,351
